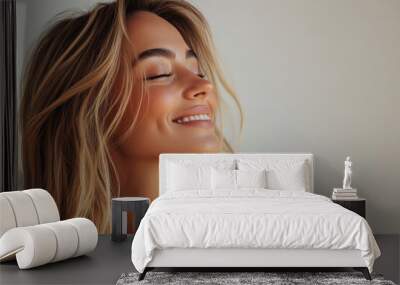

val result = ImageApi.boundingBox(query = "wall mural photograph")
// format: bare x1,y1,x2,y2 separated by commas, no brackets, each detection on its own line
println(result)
1,0,399,284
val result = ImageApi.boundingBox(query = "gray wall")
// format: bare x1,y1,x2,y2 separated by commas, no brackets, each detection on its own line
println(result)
190,0,400,234
17,0,400,234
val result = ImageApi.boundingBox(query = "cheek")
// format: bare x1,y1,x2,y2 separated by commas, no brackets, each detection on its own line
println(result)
113,85,180,156
113,84,222,158
142,85,177,123
209,92,218,111
115,86,179,146
120,85,177,131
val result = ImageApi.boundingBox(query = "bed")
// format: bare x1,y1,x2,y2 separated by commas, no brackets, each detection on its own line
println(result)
131,153,381,281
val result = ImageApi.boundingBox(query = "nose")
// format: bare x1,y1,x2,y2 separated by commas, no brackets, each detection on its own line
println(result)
182,73,213,101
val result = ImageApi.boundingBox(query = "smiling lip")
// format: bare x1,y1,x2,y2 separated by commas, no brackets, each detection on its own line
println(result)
172,105,213,128
174,119,214,128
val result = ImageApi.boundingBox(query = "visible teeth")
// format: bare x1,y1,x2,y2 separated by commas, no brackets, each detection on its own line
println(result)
174,114,211,124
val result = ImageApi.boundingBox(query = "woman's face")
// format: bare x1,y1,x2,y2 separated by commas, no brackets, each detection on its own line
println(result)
115,11,221,159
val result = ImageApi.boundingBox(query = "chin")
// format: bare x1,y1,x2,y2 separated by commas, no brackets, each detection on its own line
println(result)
182,139,223,153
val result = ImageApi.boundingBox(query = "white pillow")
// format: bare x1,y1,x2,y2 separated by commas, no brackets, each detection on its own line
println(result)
266,162,307,191
236,169,268,188
237,159,308,191
167,163,212,191
211,168,237,190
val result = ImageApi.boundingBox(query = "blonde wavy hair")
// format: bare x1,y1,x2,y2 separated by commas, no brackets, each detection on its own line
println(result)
20,0,243,234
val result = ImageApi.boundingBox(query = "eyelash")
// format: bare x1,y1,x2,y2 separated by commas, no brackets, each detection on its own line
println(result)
145,73,205,81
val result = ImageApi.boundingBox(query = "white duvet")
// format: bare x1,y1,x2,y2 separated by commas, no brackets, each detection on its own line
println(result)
131,189,380,273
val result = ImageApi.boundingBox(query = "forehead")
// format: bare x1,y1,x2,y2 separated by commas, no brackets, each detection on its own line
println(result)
126,11,190,55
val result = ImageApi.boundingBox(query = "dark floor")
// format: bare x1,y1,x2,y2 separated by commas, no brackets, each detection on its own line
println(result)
0,234,398,285
374,234,400,284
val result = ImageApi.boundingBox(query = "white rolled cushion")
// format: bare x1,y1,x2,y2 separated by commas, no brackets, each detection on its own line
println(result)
236,169,268,188
42,221,79,262
64,218,98,257
23,189,60,224
0,191,39,227
167,162,212,191
0,218,98,269
0,189,60,239
0,196,17,237
211,168,237,190
0,225,57,269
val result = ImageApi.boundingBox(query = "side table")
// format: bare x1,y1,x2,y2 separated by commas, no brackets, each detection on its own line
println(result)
112,197,150,242
332,198,366,218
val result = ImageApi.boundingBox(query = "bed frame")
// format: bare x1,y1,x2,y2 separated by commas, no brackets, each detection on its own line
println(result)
139,153,371,280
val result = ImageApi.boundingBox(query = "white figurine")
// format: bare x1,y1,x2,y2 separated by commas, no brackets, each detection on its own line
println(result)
342,156,352,189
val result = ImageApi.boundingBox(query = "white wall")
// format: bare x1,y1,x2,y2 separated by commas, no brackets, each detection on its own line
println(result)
189,0,400,234
17,0,400,234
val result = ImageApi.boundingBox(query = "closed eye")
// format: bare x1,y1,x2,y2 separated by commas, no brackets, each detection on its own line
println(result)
145,73,173,80
145,73,206,81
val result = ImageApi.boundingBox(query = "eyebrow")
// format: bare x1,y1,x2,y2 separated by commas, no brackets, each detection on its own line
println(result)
135,48,198,63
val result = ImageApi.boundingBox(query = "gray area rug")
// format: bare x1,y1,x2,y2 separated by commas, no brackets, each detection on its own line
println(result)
116,271,396,285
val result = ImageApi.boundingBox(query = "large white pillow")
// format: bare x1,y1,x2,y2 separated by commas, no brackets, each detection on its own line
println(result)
211,168,237,190
236,169,268,188
166,162,212,191
237,159,309,191
266,164,306,191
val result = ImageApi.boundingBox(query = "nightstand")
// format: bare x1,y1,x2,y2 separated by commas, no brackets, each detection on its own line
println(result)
332,198,366,218
111,197,150,242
